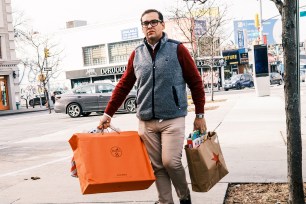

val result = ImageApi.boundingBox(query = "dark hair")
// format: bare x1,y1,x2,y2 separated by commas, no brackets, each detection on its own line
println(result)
140,9,164,23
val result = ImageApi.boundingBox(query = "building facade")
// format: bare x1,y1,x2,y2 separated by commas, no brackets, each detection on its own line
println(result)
0,0,19,111
48,17,218,90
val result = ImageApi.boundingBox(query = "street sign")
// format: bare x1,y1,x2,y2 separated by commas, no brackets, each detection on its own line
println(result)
300,11,306,17
44,67,52,72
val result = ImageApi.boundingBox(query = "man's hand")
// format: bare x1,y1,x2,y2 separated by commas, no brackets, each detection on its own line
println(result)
98,114,112,130
193,117,207,134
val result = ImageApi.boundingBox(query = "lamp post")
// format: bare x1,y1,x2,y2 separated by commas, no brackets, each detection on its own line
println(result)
258,0,263,44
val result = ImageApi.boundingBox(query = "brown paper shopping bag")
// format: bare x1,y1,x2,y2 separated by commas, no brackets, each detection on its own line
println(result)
69,131,156,194
185,131,228,192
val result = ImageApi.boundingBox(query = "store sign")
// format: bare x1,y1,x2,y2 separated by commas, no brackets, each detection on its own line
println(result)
222,50,239,65
121,27,138,40
100,66,126,75
66,65,127,79
240,53,249,64
237,30,244,48
196,58,225,68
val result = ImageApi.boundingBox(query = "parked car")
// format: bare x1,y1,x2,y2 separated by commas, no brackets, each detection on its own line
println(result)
269,72,283,85
54,82,136,118
29,95,47,106
224,73,254,91
300,68,306,82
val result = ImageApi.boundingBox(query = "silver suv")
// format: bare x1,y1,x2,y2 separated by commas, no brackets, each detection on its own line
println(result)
54,82,136,118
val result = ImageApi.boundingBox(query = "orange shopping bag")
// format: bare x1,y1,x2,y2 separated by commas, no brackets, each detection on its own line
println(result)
69,131,156,194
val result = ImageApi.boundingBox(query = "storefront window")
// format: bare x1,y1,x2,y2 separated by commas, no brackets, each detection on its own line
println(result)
0,77,9,110
71,78,90,89
92,76,115,83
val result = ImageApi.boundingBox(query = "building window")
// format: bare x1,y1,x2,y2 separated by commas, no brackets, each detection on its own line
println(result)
83,45,106,66
109,39,142,64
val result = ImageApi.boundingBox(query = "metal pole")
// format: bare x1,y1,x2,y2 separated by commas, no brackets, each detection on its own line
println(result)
45,58,52,113
259,0,263,44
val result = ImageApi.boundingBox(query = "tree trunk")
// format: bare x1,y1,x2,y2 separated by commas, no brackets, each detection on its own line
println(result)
282,1,304,203
210,66,214,101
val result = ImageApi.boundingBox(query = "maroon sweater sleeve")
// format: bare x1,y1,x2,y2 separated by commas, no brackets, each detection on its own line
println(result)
104,51,137,117
177,44,205,114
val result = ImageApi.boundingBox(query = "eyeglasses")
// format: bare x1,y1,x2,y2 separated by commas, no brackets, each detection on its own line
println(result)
141,19,162,28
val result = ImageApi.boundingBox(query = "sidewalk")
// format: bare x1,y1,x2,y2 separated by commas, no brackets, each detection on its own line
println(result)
0,90,305,204
0,106,49,116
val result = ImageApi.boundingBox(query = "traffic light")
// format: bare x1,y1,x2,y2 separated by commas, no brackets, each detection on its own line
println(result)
254,13,260,28
44,48,50,58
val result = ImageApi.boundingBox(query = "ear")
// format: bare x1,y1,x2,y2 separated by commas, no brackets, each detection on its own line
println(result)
161,22,165,30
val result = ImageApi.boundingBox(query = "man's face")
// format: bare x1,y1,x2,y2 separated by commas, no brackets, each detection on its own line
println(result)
141,12,165,45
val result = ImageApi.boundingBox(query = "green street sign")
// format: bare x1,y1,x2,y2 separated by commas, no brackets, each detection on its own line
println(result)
300,11,306,17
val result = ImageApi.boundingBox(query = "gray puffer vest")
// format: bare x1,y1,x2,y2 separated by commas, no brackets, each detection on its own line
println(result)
133,34,188,120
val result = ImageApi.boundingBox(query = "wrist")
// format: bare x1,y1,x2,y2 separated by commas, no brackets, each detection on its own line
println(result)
103,113,112,119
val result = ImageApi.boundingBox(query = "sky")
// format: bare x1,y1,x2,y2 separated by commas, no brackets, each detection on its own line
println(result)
11,0,282,32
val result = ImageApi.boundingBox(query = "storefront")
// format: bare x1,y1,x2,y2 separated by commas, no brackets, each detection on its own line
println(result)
222,48,250,80
66,65,127,88
196,58,225,88
0,75,9,110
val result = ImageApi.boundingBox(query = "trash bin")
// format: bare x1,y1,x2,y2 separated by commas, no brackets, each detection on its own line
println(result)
16,102,20,110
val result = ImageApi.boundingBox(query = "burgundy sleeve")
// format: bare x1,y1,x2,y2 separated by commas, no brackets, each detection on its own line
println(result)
177,44,205,114
104,51,137,117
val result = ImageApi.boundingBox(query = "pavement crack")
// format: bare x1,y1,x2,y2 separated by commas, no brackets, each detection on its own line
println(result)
280,130,287,145
9,198,21,204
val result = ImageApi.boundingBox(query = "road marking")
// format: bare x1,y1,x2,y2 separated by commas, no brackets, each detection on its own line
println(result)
0,156,71,178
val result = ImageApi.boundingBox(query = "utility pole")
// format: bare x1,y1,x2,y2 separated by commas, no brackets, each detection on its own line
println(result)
258,0,263,44
44,48,52,114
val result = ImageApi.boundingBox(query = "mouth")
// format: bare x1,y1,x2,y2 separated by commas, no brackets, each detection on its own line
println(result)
147,30,155,35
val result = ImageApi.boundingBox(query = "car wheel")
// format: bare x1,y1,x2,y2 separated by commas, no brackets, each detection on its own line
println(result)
279,80,283,85
82,112,91,117
29,100,34,106
125,98,136,113
249,82,254,87
236,84,241,89
225,89,228,91
67,103,82,118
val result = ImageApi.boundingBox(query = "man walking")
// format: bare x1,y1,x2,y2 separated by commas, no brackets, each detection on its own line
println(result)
98,9,206,204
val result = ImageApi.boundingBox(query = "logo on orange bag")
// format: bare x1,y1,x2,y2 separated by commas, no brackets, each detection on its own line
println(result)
110,146,122,157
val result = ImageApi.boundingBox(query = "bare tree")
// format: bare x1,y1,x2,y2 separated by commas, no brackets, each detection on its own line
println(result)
169,0,230,101
270,0,304,203
14,25,63,113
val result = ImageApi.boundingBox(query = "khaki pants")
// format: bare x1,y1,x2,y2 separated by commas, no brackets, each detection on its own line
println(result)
138,117,190,204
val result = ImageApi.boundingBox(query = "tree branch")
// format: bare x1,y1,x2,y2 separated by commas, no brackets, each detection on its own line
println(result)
270,0,283,15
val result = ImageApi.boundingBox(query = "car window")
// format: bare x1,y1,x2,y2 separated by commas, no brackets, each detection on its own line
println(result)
74,85,95,94
96,84,114,93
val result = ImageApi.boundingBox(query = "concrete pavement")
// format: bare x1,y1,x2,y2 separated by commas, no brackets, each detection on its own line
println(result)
0,85,305,204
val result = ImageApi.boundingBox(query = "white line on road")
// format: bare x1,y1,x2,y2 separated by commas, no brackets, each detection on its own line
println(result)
0,156,71,178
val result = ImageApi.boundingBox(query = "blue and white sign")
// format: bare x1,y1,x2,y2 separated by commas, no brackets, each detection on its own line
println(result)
194,20,207,37
237,30,244,48
234,19,279,45
121,27,138,40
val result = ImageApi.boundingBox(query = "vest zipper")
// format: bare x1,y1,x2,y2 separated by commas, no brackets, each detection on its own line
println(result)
152,60,156,118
